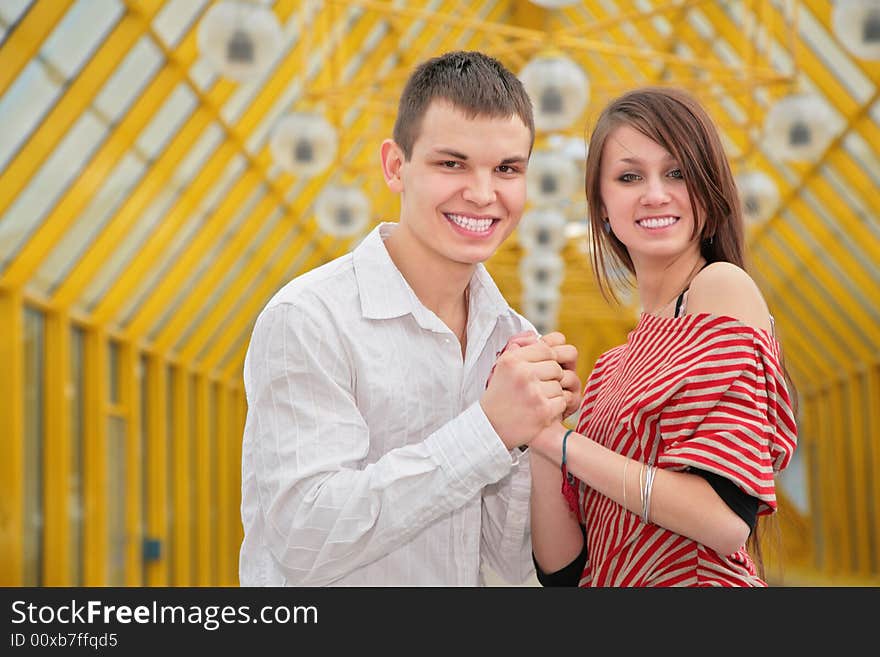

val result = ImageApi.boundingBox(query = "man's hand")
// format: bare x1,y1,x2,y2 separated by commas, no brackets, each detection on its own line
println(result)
481,338,567,450
538,331,582,419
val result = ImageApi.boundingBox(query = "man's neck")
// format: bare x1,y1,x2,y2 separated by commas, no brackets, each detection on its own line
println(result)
383,222,474,318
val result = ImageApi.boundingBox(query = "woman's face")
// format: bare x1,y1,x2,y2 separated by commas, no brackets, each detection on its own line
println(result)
599,124,702,268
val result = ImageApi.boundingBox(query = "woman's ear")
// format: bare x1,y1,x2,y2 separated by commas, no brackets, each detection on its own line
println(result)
380,139,405,193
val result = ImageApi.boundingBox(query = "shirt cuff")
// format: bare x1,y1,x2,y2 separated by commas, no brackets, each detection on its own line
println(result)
423,400,514,499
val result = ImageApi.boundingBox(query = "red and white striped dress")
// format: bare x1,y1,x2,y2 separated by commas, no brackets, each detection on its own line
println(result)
568,312,798,587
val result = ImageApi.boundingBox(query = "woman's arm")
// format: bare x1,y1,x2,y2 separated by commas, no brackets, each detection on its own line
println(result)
530,423,751,556
529,447,585,573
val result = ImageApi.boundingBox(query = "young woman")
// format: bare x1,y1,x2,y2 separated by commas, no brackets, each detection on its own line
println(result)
525,86,798,586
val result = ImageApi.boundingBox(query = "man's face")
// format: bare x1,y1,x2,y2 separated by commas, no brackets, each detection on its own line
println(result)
387,100,532,269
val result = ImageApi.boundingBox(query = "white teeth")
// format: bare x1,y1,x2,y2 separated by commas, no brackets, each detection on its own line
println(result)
638,216,677,229
447,213,493,233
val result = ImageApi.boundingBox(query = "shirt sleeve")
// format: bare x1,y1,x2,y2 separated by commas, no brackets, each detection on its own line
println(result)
479,448,535,584
242,301,517,586
657,327,798,515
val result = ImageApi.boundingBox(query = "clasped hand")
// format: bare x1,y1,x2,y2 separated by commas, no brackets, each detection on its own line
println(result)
481,331,581,450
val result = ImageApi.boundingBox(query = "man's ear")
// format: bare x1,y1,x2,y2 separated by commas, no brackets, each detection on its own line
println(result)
380,139,405,193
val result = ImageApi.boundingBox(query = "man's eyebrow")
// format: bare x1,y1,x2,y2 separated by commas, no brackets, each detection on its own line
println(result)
429,149,528,164
431,148,469,159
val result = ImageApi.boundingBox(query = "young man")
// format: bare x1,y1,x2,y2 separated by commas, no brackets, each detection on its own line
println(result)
239,51,580,586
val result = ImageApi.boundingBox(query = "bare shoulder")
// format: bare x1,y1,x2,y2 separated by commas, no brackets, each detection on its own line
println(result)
687,261,772,332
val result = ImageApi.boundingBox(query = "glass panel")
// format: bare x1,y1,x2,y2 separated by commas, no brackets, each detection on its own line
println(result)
37,152,146,293
40,0,123,81
172,188,276,349
152,0,209,49
146,155,249,340
93,35,164,125
1,112,107,285
136,82,197,162
107,414,126,586
0,0,32,30
23,306,45,586
107,340,120,406
82,187,179,313
69,325,85,586
0,61,61,175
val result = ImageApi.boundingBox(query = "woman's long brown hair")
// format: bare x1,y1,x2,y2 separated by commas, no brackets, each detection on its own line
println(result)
583,86,798,581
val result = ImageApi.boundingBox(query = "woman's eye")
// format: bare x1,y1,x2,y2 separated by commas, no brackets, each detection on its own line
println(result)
620,173,640,182
668,168,683,179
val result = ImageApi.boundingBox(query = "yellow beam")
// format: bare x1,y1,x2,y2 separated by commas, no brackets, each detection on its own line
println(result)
42,309,72,585
194,374,212,586
126,161,269,341
215,384,234,585
202,234,342,373
161,137,366,356
179,0,509,363
0,0,165,235
87,0,305,325
845,373,871,578
3,60,195,291
0,290,24,585
0,0,75,98
171,366,191,585
334,0,782,79
868,365,880,576
149,189,279,352
826,383,852,575
142,9,403,349
200,232,343,370
82,327,108,585
594,1,878,381
121,341,143,586
144,354,169,586
50,0,300,307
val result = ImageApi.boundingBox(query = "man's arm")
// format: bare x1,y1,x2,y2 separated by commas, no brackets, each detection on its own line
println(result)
241,301,522,586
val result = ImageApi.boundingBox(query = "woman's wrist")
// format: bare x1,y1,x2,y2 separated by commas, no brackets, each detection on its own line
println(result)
531,422,568,464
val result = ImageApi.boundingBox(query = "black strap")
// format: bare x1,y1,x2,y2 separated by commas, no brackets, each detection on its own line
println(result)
674,261,712,318
674,290,687,318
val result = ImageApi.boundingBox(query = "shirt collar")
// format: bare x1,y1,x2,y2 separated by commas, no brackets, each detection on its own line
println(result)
353,222,510,323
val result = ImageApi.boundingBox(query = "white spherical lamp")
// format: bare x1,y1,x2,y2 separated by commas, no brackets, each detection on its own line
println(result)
270,113,338,177
519,54,589,132
519,251,565,291
736,170,780,226
517,208,568,253
529,0,580,7
526,150,580,207
314,184,371,238
833,0,880,60
196,1,283,82
521,286,561,334
763,94,835,162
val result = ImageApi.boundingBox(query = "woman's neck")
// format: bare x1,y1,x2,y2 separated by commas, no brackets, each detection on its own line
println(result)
636,252,706,316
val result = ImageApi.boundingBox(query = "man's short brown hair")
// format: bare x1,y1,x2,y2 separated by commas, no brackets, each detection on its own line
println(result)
393,50,535,159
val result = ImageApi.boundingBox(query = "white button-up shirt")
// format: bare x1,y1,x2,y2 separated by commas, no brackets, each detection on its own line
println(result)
239,223,536,586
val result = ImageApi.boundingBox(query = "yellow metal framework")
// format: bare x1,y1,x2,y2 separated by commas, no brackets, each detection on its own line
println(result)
0,0,877,586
